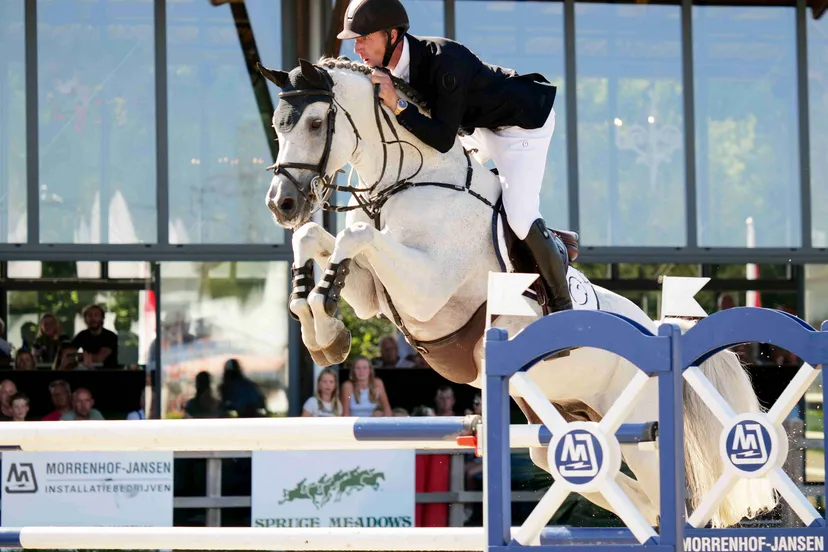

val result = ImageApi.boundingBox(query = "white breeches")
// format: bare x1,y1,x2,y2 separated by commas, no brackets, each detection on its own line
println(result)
459,108,556,240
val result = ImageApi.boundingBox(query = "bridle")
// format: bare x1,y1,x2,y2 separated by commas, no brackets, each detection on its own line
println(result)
265,79,360,214
266,64,492,230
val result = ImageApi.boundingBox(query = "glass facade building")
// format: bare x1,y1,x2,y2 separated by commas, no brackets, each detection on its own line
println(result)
1,0,827,417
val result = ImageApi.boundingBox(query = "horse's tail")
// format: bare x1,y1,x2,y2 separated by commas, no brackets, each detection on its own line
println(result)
664,317,779,528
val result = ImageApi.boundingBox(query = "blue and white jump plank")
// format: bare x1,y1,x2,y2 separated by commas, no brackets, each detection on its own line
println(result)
0,416,656,453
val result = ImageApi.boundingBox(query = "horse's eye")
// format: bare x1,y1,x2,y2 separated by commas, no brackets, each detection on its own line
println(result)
310,119,323,130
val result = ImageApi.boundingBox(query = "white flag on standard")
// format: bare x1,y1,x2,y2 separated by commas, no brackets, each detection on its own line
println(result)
487,272,540,318
660,276,710,319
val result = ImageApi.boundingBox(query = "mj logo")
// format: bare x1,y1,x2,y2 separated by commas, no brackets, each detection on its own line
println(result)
726,420,771,472
554,429,603,483
4,463,38,493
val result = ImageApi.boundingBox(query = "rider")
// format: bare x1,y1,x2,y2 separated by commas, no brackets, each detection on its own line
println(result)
337,0,573,313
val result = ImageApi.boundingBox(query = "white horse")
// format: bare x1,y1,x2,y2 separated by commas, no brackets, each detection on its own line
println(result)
257,57,777,529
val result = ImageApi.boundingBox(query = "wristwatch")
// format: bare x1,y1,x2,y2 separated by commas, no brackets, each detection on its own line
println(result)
394,99,409,116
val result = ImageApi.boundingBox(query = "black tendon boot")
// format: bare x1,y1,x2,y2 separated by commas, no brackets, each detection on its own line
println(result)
522,218,573,313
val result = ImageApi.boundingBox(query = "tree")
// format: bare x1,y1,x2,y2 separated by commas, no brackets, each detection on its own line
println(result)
336,299,397,364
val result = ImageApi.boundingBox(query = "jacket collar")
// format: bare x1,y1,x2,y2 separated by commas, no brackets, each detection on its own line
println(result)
404,34,425,85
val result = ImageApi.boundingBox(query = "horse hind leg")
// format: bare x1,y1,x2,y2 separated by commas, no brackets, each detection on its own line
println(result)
514,398,660,527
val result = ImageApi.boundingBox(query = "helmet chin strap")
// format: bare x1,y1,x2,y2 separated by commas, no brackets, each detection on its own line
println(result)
381,30,402,68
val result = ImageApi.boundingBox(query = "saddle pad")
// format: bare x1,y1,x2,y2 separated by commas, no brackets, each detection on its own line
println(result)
493,211,599,311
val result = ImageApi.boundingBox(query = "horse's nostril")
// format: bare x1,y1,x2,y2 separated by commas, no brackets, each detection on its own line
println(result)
279,197,296,214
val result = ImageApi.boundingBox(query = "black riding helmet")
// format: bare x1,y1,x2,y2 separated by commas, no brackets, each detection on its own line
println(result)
337,0,410,67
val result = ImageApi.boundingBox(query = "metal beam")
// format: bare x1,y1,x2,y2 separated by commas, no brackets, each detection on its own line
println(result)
324,0,349,58
0,279,150,291
589,278,799,292
564,0,580,233
24,0,38,245
575,246,828,264
681,0,698,248
445,0,456,40
282,0,299,67
287,278,306,417
0,244,292,262
797,0,813,250
155,0,169,245
151,261,162,421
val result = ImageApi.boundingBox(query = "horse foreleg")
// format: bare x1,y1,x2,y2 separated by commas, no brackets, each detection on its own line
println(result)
311,221,463,328
290,223,337,365
291,223,381,366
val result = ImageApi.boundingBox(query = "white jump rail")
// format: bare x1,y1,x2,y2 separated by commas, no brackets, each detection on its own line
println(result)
0,526,642,550
0,416,656,453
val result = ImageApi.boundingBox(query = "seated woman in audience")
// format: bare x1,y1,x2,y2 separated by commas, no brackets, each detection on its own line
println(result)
14,350,35,371
302,368,342,417
33,313,69,365
341,356,391,417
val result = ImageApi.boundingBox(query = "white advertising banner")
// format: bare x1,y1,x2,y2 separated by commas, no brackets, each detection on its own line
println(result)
1,451,174,527
251,449,416,528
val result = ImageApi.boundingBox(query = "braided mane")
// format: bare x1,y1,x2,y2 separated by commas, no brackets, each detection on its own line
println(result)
317,56,429,113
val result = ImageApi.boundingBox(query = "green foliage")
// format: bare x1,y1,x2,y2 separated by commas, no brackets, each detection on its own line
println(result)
38,263,97,338
336,299,397,364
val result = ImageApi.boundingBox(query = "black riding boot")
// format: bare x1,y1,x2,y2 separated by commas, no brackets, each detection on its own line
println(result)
522,218,573,313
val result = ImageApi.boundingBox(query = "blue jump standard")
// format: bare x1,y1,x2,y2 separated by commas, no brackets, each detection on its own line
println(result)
482,308,828,552
352,416,657,445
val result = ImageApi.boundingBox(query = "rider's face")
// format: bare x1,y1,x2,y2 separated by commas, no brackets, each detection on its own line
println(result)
354,30,394,67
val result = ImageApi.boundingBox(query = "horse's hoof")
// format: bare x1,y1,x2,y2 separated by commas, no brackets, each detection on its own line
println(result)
324,329,352,365
309,347,332,366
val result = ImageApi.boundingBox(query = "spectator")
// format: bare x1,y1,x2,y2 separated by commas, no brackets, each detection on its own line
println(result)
32,313,69,365
127,389,146,420
0,318,10,368
434,386,456,416
14,350,35,371
342,356,391,416
219,359,267,418
411,405,436,416
72,304,119,368
0,380,17,421
42,380,73,421
185,371,222,418
10,392,30,422
392,407,409,417
52,342,80,371
302,368,342,417
61,388,105,421
20,322,37,351
373,336,413,368
464,393,482,416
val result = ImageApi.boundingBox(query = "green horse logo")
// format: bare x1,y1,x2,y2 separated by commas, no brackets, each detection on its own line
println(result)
278,467,385,509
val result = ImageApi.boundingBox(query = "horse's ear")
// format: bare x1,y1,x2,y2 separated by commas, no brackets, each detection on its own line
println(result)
256,62,289,88
299,58,326,89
